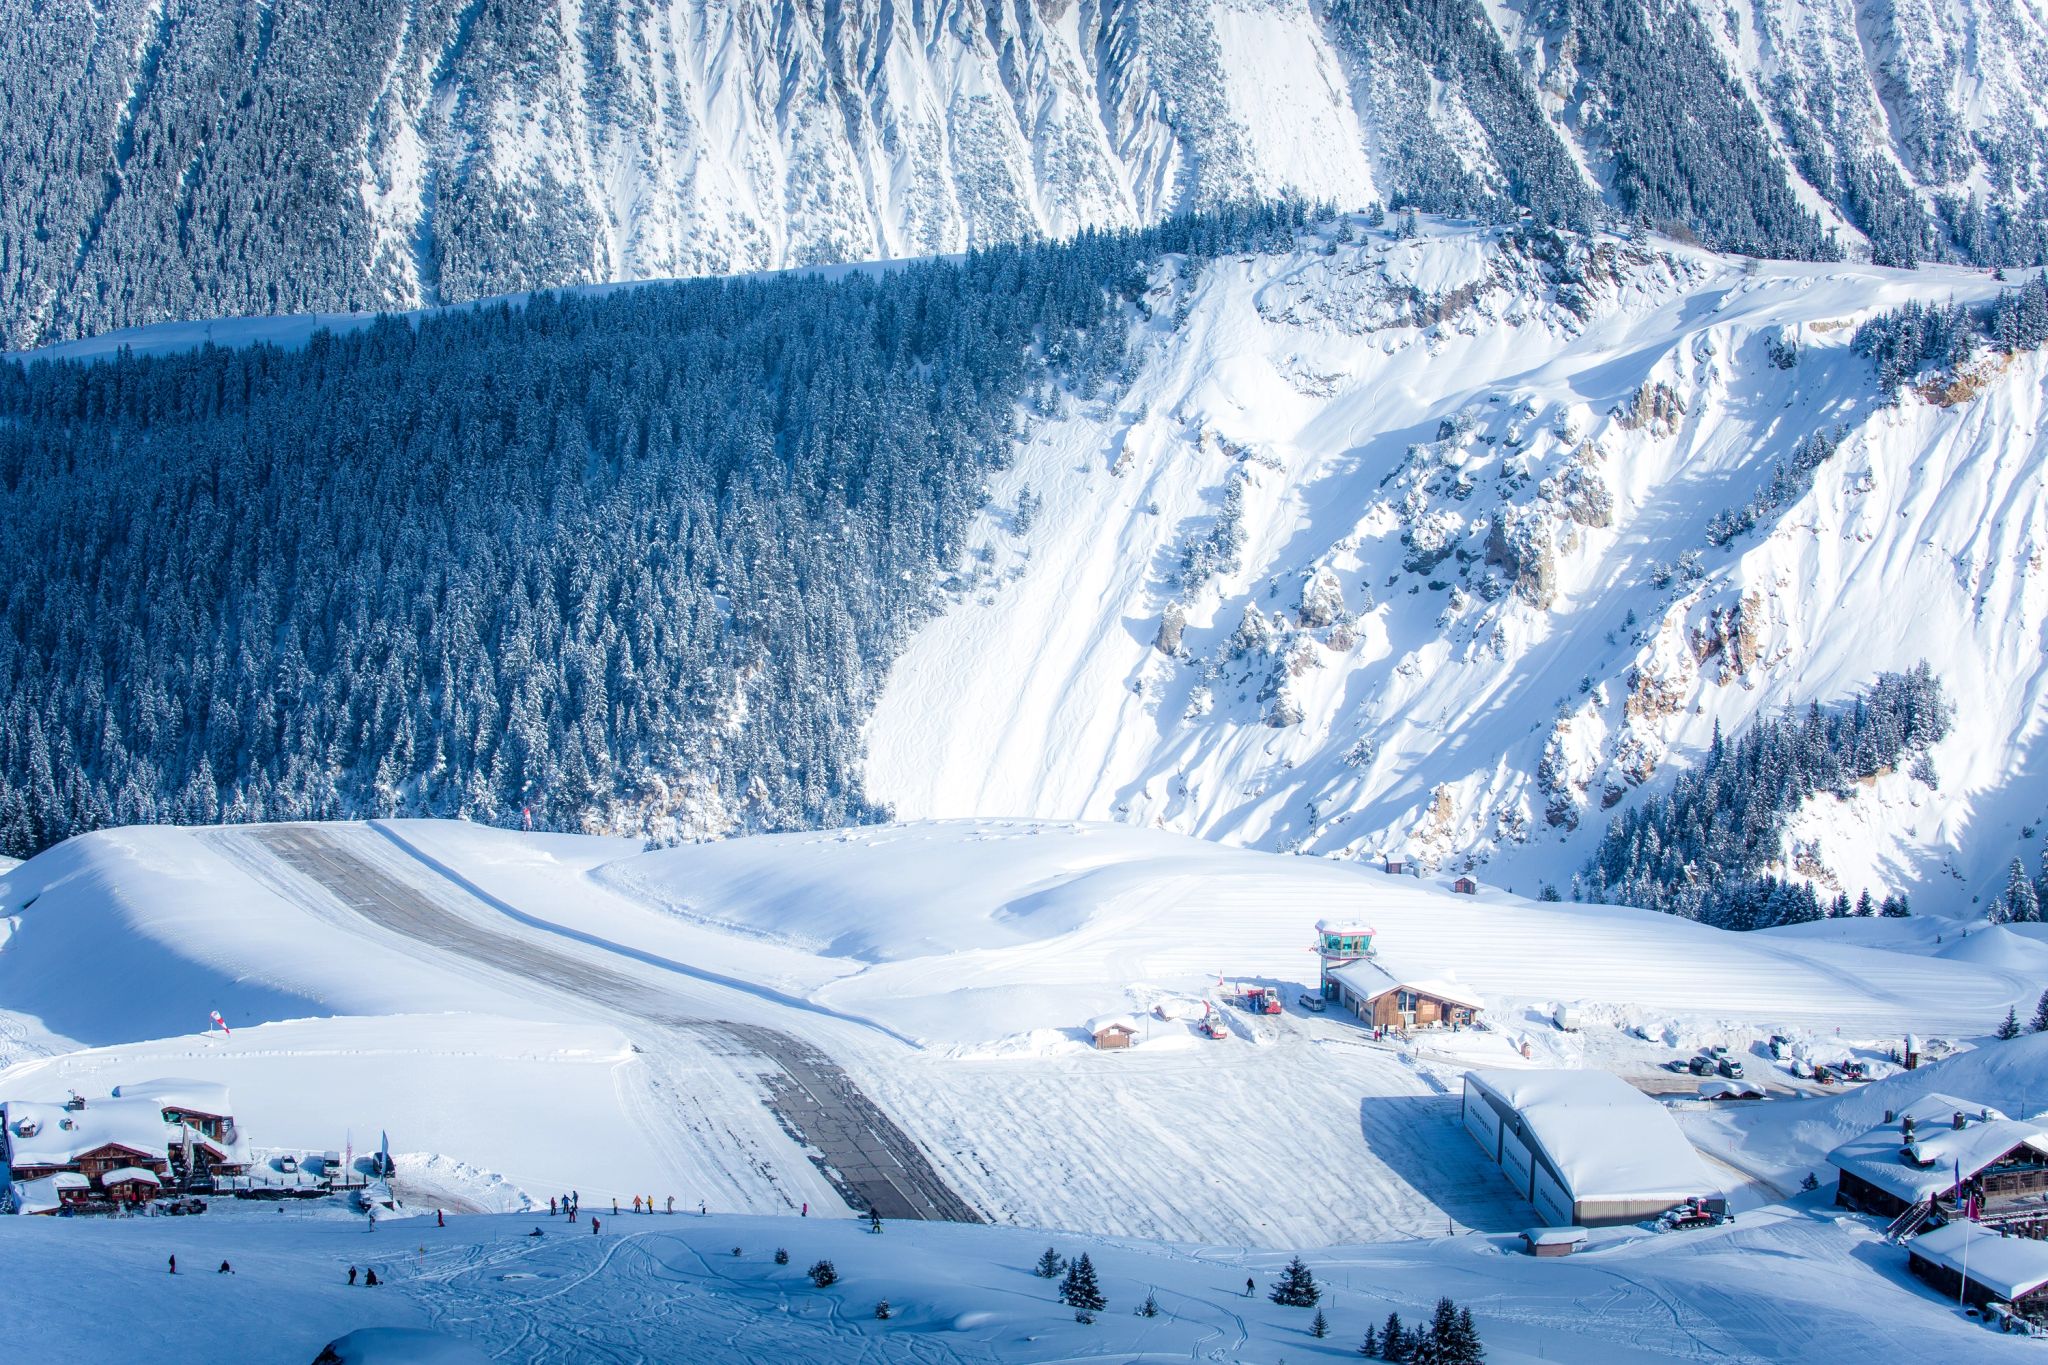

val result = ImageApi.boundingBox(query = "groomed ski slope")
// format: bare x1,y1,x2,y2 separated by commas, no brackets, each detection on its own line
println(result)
1,818,2031,1249
0,1192,2034,1364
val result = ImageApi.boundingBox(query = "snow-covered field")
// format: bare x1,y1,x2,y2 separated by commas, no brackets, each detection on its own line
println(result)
3,1191,2038,1364
2,817,2030,1255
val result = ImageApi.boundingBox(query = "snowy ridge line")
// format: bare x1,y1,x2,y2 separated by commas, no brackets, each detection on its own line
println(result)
366,821,920,1049
1,255,942,366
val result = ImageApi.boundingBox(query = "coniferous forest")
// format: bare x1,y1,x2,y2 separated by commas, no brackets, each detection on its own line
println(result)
1582,666,1953,929
0,205,1313,858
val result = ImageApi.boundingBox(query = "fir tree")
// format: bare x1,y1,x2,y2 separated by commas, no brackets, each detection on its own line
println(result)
1446,1305,1486,1364
1381,1312,1407,1360
1268,1255,1321,1306
2010,860,2042,923
1855,889,1875,917
1998,1006,2023,1041
1362,1324,1381,1357
807,1260,837,1287
1881,892,1910,918
774,1248,789,1265
1800,1172,1820,1192
1138,1290,1159,1318
1313,1309,1330,1338
1033,1247,1066,1279
2031,989,2048,1034
1059,1253,1105,1313
874,1299,891,1320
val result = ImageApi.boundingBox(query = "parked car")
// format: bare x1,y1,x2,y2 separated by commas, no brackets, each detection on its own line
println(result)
1687,1054,1715,1076
1297,992,1326,1013
1664,1058,1692,1073
1717,1056,1745,1079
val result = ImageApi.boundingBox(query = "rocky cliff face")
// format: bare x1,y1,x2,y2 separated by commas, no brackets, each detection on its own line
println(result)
4,0,2045,349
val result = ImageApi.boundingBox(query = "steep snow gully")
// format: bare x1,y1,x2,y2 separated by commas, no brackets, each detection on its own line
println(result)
228,824,979,1225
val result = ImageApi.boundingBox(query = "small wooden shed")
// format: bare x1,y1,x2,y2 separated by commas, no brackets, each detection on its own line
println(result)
1383,859,1406,875
1453,876,1478,894
1088,1015,1141,1050
1521,1226,1588,1258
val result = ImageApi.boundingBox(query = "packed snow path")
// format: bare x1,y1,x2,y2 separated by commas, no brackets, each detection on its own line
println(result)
234,825,980,1224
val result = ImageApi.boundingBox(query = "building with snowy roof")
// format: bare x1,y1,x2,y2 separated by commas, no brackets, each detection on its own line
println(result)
1907,1220,2048,1310
1463,1068,1719,1227
2,1096,174,1208
1827,1093,2048,1224
1326,956,1481,1033
1087,1015,1141,1050
113,1077,250,1179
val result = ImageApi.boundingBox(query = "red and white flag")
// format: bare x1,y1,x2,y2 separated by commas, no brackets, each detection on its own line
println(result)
209,1009,231,1035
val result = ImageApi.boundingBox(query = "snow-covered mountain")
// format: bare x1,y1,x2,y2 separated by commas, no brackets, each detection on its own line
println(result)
865,214,2048,919
6,0,2047,349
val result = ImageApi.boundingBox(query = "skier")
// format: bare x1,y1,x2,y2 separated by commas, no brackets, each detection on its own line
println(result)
528,1228,544,1238
364,1269,380,1287
666,1195,674,1214
801,1202,808,1218
1244,1277,1254,1297
699,1201,706,1216
633,1195,641,1214
347,1266,358,1286
218,1261,233,1274
550,1197,557,1216
168,1255,176,1275
592,1218,601,1235
436,1210,445,1228
613,1198,619,1216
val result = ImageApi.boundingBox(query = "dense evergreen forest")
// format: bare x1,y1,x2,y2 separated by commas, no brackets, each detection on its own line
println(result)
1581,666,1952,929
0,205,1314,858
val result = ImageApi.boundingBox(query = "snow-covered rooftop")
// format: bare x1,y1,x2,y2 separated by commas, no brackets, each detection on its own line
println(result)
1328,958,1482,1010
2,1098,173,1169
1910,1220,2048,1301
113,1078,233,1117
1085,1014,1141,1036
98,1166,161,1185
1466,1069,1718,1205
8,1172,87,1214
1522,1226,1588,1246
1314,918,1374,938
1826,1095,2048,1205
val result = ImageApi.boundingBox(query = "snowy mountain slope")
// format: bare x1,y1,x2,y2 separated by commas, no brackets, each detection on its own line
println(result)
0,817,2027,1248
6,0,2047,348
865,215,2048,917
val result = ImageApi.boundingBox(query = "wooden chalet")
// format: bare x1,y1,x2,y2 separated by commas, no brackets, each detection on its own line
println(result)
1828,1094,2048,1230
1088,1015,1141,1050
1326,958,1481,1031
1908,1220,2048,1312
1452,876,1478,894
3,1096,174,1205
113,1078,249,1180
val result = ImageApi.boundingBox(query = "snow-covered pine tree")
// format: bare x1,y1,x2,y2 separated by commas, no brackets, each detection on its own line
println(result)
1313,1308,1330,1338
1999,1006,2023,1041
2009,860,2042,923
1362,1324,1381,1356
1138,1291,1159,1318
1881,893,1910,917
1268,1255,1321,1306
2032,990,2048,1034
874,1299,891,1320
1059,1253,1106,1313
1446,1304,1486,1364
1034,1247,1066,1278
1855,889,1875,917
1380,1312,1406,1360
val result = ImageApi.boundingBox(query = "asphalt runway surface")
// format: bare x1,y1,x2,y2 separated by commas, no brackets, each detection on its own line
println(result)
241,824,981,1224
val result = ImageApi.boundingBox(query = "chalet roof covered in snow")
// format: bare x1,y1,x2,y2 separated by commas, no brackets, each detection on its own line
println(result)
1327,958,1482,1009
9,1172,88,1214
1,1098,174,1168
1314,918,1375,937
98,1165,161,1185
1466,1069,1717,1205
113,1078,233,1116
1910,1220,2048,1300
1826,1094,2048,1205
1085,1014,1141,1036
